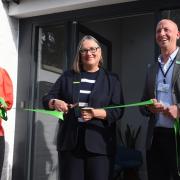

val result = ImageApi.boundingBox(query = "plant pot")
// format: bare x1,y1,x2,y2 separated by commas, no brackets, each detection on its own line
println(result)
123,168,140,180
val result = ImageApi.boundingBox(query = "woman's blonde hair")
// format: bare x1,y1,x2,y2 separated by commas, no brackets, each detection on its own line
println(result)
72,35,103,73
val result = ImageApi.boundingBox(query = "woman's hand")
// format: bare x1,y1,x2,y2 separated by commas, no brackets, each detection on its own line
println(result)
81,108,94,122
81,108,107,122
49,99,69,113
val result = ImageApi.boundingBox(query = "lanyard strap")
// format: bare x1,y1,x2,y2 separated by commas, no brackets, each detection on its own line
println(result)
158,59,174,83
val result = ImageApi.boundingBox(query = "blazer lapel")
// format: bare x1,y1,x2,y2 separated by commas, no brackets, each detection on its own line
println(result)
149,63,158,97
72,72,81,104
172,49,180,87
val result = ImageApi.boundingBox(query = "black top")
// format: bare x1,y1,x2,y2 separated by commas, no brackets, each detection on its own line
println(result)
79,70,99,108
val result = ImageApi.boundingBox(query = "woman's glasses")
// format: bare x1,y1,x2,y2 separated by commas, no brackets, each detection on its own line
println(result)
79,47,99,55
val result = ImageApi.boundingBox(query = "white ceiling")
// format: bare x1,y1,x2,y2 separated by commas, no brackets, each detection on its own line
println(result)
8,0,137,18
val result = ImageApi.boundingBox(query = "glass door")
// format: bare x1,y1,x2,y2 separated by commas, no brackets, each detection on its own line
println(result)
32,24,67,180
32,21,112,180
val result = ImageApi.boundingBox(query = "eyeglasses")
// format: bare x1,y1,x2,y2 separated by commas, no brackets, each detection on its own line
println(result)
79,47,100,55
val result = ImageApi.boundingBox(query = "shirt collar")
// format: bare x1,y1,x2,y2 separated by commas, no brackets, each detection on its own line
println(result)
158,47,179,65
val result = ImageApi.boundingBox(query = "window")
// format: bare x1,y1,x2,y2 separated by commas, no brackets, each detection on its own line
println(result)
38,25,66,74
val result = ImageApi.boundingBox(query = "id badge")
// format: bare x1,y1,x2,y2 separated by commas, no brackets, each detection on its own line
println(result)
157,83,170,93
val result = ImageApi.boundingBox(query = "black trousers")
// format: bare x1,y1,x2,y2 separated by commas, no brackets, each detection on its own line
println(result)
146,127,180,180
58,125,114,180
0,136,5,179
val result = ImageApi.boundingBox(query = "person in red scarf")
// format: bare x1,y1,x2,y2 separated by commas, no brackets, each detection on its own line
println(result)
0,67,13,178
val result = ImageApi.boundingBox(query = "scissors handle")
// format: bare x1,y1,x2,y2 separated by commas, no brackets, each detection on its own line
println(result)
67,103,78,109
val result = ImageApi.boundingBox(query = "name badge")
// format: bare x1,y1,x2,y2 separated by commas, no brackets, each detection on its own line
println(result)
157,83,170,93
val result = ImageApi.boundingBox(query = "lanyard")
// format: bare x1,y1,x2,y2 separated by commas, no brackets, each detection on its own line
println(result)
158,59,174,84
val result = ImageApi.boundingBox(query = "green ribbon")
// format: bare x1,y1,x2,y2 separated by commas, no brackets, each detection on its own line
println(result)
25,99,180,175
25,109,64,120
104,99,154,109
25,99,154,121
0,98,7,108
0,98,8,121
174,119,180,175
11,98,180,175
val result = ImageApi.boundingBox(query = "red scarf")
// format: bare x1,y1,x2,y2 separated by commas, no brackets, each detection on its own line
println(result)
0,67,13,136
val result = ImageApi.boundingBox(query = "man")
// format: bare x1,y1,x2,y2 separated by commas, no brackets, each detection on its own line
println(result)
140,19,180,180
0,67,13,178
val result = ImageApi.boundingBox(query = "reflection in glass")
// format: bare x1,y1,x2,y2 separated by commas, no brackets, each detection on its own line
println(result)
39,25,66,74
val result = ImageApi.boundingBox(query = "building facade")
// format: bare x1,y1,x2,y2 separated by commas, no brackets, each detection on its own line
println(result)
0,0,180,180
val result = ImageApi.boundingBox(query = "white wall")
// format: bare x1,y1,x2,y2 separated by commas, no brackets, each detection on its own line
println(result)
0,2,18,180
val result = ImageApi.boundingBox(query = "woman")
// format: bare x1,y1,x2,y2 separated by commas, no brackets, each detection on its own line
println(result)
0,67,13,178
43,35,124,180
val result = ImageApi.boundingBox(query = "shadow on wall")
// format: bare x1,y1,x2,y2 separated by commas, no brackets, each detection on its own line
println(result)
11,119,59,180
31,80,59,180
33,120,56,180
2,141,11,180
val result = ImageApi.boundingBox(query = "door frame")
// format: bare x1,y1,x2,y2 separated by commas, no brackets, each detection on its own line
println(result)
14,1,180,180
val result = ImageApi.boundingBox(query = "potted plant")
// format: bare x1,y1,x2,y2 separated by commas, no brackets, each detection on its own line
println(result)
114,124,142,180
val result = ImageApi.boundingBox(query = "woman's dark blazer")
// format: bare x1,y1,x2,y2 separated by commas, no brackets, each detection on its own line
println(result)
43,68,124,155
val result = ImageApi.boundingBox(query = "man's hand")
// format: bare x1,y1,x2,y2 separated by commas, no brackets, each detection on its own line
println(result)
147,99,165,113
163,105,179,119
